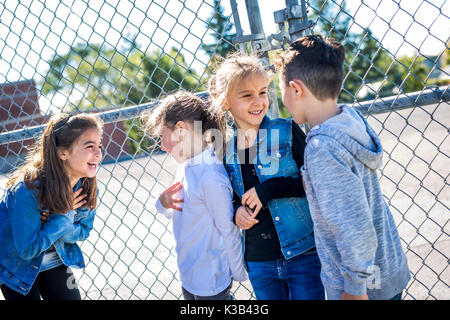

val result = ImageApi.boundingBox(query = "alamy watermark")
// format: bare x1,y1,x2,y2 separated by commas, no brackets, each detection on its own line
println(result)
367,265,381,290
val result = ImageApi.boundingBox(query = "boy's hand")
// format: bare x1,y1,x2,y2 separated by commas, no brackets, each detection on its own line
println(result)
241,187,263,216
235,205,259,230
340,292,369,300
159,182,184,211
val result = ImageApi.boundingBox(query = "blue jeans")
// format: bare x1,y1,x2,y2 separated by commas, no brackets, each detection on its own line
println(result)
246,249,325,300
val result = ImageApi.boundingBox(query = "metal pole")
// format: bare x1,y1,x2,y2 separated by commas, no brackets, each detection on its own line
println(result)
245,0,264,38
244,0,280,118
229,0,246,54
284,0,314,41
286,0,302,41
1,87,448,145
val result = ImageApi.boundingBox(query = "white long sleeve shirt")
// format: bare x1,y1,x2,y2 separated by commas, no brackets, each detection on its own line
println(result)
155,147,248,296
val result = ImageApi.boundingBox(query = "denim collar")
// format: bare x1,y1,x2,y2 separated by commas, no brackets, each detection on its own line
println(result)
225,115,271,164
73,178,83,191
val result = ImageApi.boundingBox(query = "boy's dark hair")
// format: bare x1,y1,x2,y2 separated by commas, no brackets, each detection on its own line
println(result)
274,35,345,101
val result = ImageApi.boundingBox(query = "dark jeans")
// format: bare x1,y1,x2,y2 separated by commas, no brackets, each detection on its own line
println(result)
246,249,325,300
182,282,234,300
390,291,403,300
1,264,81,300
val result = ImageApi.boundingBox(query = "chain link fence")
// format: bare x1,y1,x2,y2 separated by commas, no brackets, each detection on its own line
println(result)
0,0,449,300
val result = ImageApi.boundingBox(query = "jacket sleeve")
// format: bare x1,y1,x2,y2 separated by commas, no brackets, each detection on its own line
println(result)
58,207,97,243
231,188,242,225
291,122,307,169
254,176,305,205
254,123,307,204
201,171,248,282
305,144,378,296
8,183,75,260
59,188,100,243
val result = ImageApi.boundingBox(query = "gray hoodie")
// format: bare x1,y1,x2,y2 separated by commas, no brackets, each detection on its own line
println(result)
301,105,410,300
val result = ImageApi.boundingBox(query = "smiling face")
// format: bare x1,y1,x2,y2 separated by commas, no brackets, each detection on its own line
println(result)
224,72,269,132
58,127,103,187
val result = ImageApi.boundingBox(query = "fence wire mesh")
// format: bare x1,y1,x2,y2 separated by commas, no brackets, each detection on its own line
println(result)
0,0,449,300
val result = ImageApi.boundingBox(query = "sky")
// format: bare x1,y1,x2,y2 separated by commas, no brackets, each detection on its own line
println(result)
0,0,448,112
229,0,449,56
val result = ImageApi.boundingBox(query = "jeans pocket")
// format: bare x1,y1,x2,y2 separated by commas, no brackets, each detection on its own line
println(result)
301,247,318,255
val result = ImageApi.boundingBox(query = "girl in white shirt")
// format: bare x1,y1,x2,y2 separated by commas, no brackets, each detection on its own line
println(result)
142,90,247,300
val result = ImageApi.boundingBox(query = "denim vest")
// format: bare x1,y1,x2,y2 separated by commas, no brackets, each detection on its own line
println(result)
224,116,315,260
0,180,94,295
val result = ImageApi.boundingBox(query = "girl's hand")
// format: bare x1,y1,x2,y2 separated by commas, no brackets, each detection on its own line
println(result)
40,210,50,223
40,188,87,223
340,292,369,300
73,188,87,211
159,182,184,211
235,205,259,230
241,187,263,216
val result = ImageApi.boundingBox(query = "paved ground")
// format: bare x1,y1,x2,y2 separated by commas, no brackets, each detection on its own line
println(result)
0,102,448,300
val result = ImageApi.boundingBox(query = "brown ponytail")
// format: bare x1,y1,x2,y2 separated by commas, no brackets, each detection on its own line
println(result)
142,90,227,158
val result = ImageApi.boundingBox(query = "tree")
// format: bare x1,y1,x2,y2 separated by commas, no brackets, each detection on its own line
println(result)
442,41,450,67
308,0,437,101
307,0,397,102
41,43,143,111
120,48,204,154
202,0,237,59
41,42,204,155
387,55,433,93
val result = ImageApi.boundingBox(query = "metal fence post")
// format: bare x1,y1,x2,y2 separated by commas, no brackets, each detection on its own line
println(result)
284,0,314,41
230,0,280,118
230,0,247,54
245,0,280,118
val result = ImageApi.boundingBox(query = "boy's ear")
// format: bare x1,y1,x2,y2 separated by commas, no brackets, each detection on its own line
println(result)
289,80,304,100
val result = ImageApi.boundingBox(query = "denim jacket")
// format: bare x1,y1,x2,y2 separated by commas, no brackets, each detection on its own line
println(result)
0,179,97,295
224,116,316,260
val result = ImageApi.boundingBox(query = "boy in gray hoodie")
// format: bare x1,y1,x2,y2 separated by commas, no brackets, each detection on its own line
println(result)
274,35,410,300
